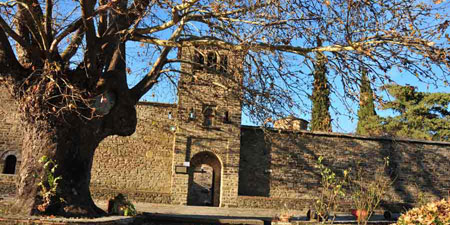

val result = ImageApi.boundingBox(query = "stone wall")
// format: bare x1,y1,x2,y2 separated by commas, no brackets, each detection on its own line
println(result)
1,85,449,211
0,87,21,197
238,128,270,197
0,87,22,156
239,126,450,211
0,174,17,197
90,102,176,203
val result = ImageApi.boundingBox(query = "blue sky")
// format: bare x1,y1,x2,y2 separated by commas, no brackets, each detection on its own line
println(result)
44,0,447,133
1,1,447,133
126,40,449,133
92,1,449,133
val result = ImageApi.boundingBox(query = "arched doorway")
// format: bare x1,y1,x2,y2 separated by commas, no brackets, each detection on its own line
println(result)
187,151,222,207
3,155,17,174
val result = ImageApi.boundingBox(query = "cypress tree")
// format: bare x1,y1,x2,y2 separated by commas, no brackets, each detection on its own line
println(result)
311,52,332,132
356,68,380,135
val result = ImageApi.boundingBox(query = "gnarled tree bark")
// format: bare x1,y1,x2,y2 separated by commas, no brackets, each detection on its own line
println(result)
10,68,137,217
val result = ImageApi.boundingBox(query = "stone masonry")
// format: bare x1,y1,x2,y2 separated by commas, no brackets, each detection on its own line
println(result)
90,102,176,203
170,47,243,207
0,86,21,197
238,127,450,211
0,87,21,169
0,47,449,212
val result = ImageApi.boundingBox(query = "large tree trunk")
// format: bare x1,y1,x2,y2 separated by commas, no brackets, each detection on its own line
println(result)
13,118,105,217
1,0,140,216
9,70,137,217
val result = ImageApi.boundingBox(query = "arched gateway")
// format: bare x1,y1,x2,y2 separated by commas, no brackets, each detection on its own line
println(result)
187,151,222,207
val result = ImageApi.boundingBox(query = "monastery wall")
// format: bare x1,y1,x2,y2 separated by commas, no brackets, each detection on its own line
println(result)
91,102,176,203
238,127,450,211
0,87,21,197
0,86,178,202
1,85,449,212
0,87,22,174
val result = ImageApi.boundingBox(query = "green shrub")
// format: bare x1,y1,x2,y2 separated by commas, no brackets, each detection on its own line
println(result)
37,156,64,213
313,156,348,223
108,194,137,216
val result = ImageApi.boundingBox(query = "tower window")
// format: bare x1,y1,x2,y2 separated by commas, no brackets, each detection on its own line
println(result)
207,52,217,69
193,51,204,71
220,55,228,73
203,106,215,127
223,111,231,123
3,155,17,174
189,108,196,120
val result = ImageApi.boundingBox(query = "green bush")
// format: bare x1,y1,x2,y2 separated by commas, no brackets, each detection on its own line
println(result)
37,156,64,213
313,156,348,223
108,194,137,216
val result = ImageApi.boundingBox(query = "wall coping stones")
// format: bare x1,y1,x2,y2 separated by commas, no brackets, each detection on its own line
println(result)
136,101,177,108
133,102,449,146
240,125,450,146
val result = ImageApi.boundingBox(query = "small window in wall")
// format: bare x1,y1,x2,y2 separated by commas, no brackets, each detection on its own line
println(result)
203,106,215,127
189,108,196,120
193,51,204,71
219,55,228,73
207,52,217,69
223,111,231,123
3,155,17,174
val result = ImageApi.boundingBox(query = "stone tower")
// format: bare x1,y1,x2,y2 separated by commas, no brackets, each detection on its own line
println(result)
171,47,243,207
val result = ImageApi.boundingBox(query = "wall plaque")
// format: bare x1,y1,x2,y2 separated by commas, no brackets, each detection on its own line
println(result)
175,166,188,174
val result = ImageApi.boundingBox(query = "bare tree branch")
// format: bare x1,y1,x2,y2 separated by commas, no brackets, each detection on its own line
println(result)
80,0,98,72
128,0,151,23
132,1,269,36
50,19,83,54
131,0,199,35
97,0,130,74
61,28,84,62
18,0,48,50
130,34,437,56
97,0,108,37
50,5,111,53
99,0,154,74
45,0,53,47
0,26,23,73
130,46,172,102
0,16,31,51
130,20,186,102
